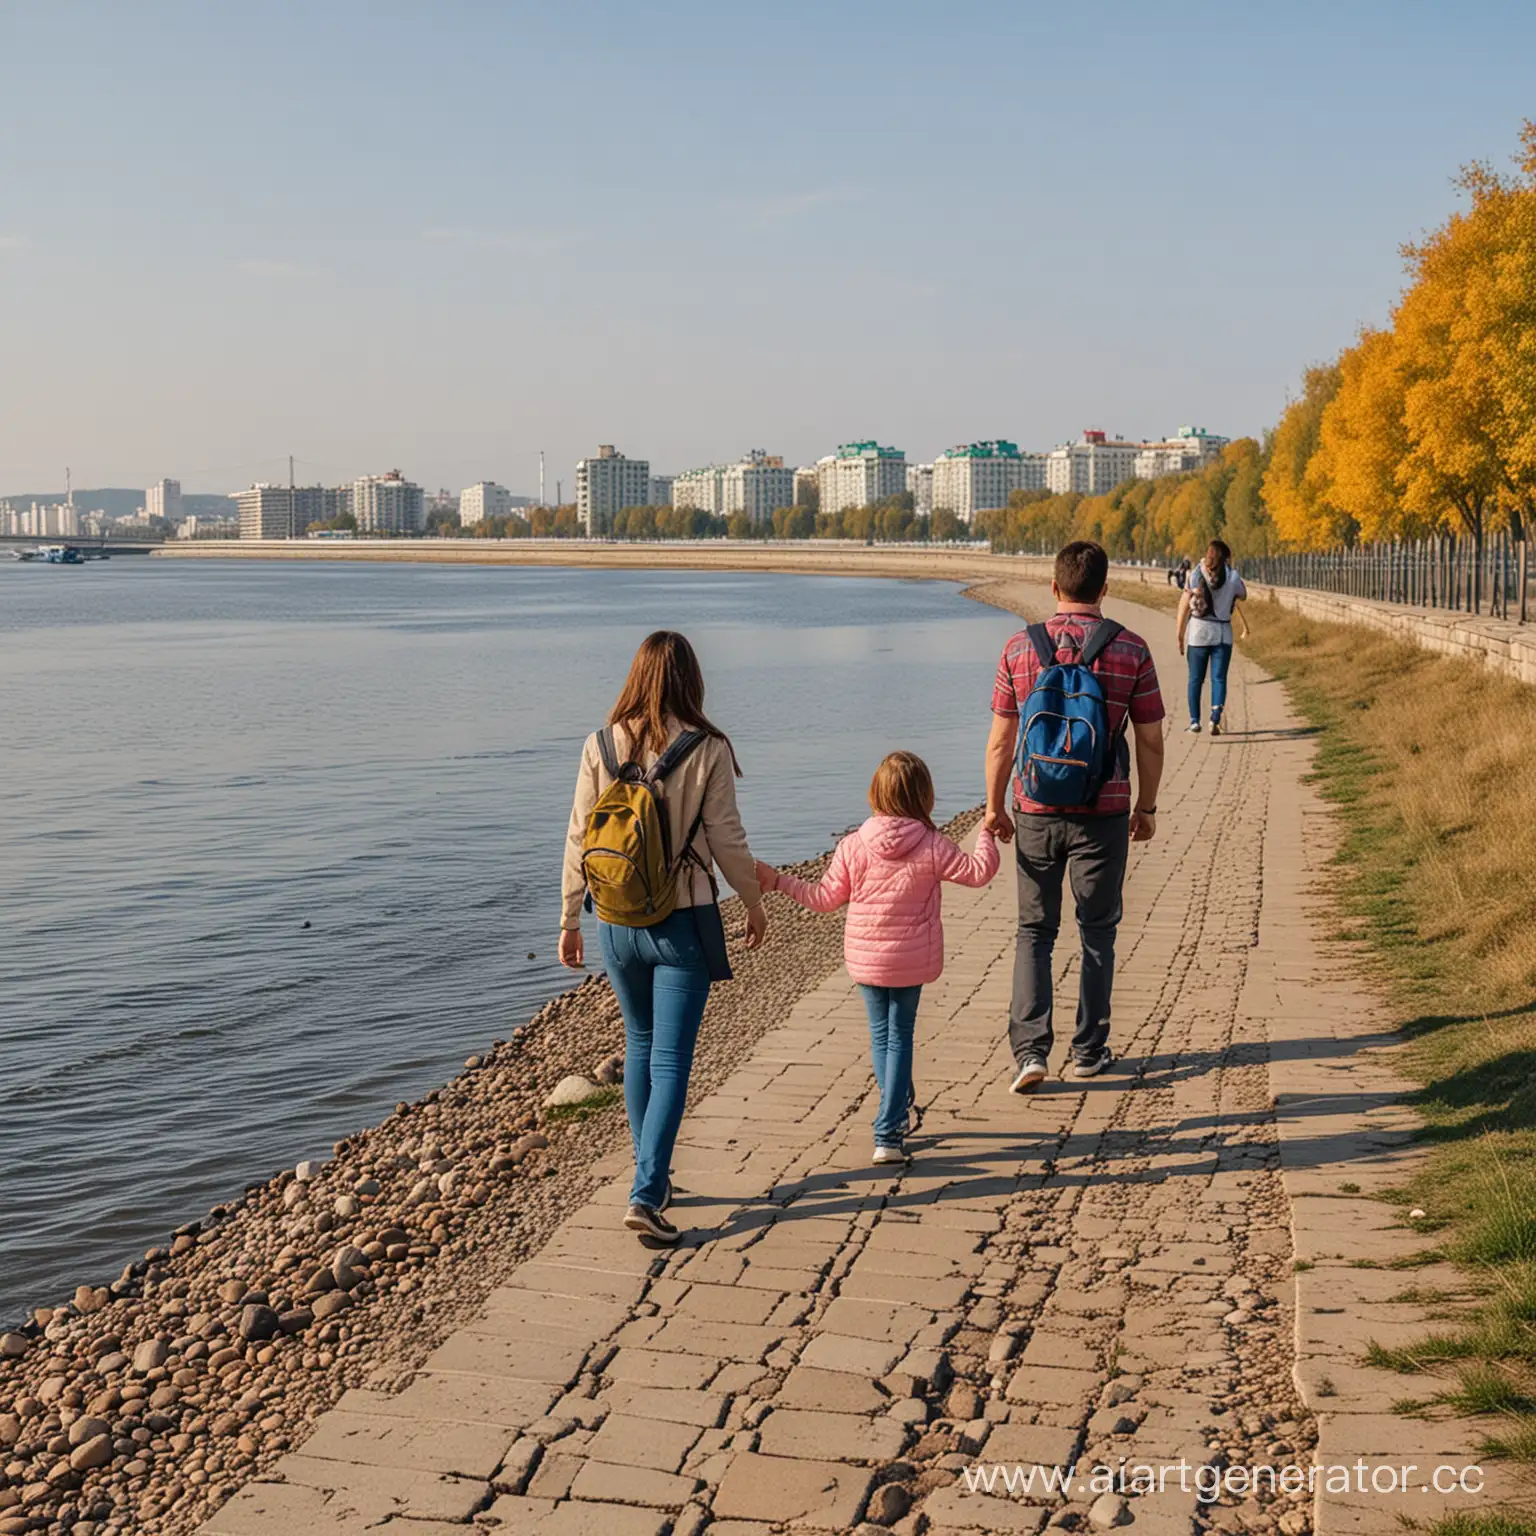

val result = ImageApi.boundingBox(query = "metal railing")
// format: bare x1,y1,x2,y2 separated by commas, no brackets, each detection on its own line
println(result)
1245,532,1531,624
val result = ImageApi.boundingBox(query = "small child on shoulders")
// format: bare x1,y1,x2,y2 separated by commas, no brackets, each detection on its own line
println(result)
755,751,998,1164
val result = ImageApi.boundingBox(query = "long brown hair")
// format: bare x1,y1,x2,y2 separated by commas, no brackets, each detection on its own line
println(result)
609,631,741,775
1204,538,1231,589
868,751,936,829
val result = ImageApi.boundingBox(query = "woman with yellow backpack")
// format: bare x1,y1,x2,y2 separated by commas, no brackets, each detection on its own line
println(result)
560,630,767,1244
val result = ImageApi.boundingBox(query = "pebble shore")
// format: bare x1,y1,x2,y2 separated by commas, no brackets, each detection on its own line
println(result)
0,826,901,1536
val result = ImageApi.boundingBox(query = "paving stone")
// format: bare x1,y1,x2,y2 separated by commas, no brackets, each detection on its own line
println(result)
423,1332,589,1385
339,1372,559,1429
756,1407,909,1463
920,1486,1049,1532
568,1457,700,1508
775,1366,889,1414
799,1332,905,1378
296,1410,513,1477
1005,1365,1103,1407
599,1384,728,1427
673,1282,782,1324
583,1413,702,1472
713,1451,875,1530
267,1457,485,1521
603,1348,721,1389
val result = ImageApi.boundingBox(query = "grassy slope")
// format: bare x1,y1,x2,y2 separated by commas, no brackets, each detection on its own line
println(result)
1228,593,1536,1529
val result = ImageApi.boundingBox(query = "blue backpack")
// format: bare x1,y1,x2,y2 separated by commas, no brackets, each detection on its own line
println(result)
1016,620,1127,808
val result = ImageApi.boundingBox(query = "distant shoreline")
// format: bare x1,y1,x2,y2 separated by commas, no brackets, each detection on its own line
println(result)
153,538,1174,593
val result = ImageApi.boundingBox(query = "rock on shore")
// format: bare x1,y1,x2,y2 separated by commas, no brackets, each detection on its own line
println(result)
0,815,960,1536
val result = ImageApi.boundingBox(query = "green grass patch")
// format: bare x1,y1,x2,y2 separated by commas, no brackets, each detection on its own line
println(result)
1238,597,1536,1480
542,1084,623,1124
1425,1516,1536,1536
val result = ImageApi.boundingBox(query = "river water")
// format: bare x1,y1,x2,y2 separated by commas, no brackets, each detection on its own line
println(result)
0,558,1019,1322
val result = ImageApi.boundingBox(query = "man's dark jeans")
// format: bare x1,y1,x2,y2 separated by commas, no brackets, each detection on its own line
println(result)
1009,810,1130,1065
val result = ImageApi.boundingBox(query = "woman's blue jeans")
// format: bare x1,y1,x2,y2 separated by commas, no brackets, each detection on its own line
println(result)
598,911,711,1210
1186,642,1233,723
858,984,922,1146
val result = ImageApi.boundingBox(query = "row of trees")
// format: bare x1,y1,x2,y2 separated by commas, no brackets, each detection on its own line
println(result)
1264,123,1536,551
975,440,1276,562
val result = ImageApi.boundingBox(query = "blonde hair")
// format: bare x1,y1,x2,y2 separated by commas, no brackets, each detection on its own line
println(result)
868,751,936,828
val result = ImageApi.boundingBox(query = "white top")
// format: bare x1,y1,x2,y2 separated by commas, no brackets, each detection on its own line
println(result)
1186,563,1247,648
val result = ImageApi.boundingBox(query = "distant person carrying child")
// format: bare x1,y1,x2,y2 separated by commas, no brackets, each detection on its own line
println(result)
755,752,997,1165
984,541,1165,1089
1177,538,1249,735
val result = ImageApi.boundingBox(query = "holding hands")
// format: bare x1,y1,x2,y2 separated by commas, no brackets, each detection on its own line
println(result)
754,859,779,892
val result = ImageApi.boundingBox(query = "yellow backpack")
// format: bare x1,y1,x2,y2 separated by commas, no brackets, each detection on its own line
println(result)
580,728,708,927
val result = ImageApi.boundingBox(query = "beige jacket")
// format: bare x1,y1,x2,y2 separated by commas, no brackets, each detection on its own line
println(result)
562,719,762,930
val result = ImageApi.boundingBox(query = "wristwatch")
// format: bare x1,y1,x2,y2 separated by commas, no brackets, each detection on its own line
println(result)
1135,805,1157,815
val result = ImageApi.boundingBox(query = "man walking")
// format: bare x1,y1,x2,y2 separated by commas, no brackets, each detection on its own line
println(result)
984,540,1165,1088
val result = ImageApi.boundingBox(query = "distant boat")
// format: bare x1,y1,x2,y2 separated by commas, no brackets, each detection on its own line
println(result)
39,546,85,565
10,548,41,562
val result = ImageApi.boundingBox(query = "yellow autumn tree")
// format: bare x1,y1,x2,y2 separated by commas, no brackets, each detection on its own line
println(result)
1311,328,1410,541
1451,123,1536,539
1262,362,1347,548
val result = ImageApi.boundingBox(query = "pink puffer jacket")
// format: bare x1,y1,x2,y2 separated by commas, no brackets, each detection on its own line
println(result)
773,817,999,988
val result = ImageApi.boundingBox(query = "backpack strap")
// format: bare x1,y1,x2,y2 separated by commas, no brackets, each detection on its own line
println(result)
595,727,623,779
1078,618,1124,669
647,729,708,785
1025,623,1058,670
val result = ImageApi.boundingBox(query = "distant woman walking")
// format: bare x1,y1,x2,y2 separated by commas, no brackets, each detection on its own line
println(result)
1177,538,1250,735
561,631,767,1245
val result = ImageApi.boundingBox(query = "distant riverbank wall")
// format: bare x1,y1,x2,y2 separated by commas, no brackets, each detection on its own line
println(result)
158,538,1536,685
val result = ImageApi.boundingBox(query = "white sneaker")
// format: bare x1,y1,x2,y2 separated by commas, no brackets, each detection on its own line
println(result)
1010,1058,1048,1094
872,1143,910,1165
1186,721,1202,733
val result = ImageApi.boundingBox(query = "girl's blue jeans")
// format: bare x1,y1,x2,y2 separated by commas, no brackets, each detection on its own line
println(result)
598,911,711,1210
1186,642,1233,723
858,983,922,1146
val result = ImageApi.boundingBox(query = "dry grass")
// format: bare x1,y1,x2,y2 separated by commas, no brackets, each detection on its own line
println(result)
1239,597,1536,1467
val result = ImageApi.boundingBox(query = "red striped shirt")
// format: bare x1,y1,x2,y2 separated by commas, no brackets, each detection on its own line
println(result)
991,611,1165,816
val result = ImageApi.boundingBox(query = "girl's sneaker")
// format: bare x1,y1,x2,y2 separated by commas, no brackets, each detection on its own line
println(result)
624,1204,680,1244
1186,721,1202,733
1210,716,1223,737
872,1143,910,1166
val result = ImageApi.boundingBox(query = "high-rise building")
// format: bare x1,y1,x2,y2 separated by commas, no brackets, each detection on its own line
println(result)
352,471,424,534
931,441,1049,523
907,464,934,516
146,478,182,523
722,451,794,525
460,482,513,526
1046,430,1141,496
648,475,675,507
792,467,820,508
576,445,650,534
817,441,907,516
672,465,727,515
234,485,296,540
1133,426,1231,480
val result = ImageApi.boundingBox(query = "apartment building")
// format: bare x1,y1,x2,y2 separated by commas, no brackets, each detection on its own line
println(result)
146,478,182,523
576,445,650,534
234,484,298,540
1045,430,1141,496
460,482,514,526
907,464,934,516
722,451,794,525
1133,426,1231,480
792,467,820,508
352,471,425,534
817,441,906,516
931,441,1048,523
672,465,727,515
648,475,675,507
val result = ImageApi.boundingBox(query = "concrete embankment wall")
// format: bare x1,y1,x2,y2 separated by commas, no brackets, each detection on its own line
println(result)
157,540,1536,685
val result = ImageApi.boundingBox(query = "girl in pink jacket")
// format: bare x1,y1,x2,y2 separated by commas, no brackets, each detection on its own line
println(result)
755,751,998,1164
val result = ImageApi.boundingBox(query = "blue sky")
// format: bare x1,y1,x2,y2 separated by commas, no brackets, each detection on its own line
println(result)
2,0,1533,497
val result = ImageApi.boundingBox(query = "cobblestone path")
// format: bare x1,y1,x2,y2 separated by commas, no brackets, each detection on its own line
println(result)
199,592,1513,1536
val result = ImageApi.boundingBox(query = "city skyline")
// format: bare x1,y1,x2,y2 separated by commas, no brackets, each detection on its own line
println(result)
4,4,1536,492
